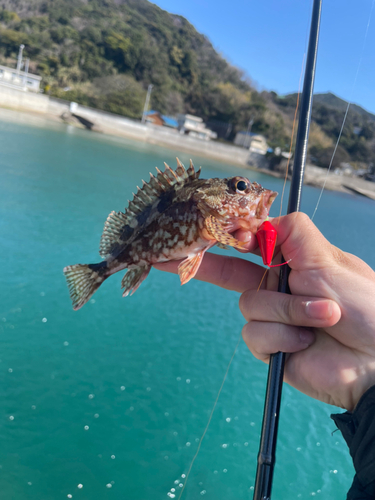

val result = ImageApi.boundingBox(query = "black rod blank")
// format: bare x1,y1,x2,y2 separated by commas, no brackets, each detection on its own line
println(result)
253,1,322,499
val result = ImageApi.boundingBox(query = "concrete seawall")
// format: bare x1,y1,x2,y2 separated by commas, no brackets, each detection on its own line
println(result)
0,85,50,113
0,85,250,166
1,85,375,198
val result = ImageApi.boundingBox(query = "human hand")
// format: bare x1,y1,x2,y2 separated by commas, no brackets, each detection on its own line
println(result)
154,213,375,411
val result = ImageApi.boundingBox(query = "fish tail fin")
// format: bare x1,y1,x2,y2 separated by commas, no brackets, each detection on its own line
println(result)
63,262,107,311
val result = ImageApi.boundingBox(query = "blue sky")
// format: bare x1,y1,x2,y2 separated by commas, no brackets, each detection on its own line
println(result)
151,0,375,114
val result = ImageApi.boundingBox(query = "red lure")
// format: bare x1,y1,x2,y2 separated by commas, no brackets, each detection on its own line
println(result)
256,219,287,268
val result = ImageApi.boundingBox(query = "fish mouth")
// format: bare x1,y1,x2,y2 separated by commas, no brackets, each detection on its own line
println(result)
257,189,278,219
233,189,278,233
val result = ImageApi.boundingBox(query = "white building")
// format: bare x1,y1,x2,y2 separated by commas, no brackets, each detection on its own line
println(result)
234,132,269,155
0,64,42,92
177,114,217,141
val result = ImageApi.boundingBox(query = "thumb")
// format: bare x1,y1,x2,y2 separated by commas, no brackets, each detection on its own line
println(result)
271,212,333,271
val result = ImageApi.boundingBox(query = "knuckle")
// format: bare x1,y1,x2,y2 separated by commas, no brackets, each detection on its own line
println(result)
291,211,311,230
275,321,286,338
242,322,271,362
295,212,311,225
272,322,290,351
330,245,352,267
241,323,253,349
239,289,256,319
278,296,294,324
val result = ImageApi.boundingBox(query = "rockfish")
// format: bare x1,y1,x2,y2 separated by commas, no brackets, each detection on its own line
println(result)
63,159,277,310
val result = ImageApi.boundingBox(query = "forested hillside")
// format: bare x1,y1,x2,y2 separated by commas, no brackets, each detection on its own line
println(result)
273,92,375,168
0,0,270,134
0,0,374,167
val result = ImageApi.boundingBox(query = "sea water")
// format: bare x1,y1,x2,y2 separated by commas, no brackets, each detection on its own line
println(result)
1,114,375,500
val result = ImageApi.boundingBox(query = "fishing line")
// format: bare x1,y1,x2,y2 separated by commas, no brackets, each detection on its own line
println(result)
311,0,375,221
178,32,309,499
175,58,305,500
176,3,338,495
177,333,243,500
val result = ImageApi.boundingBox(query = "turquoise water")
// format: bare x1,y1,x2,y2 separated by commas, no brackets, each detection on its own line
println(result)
1,116,375,500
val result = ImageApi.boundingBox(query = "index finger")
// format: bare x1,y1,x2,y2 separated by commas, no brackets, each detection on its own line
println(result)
153,253,268,293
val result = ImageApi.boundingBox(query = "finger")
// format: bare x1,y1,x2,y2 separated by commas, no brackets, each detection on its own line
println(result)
231,229,258,253
268,213,334,270
271,214,373,277
242,321,315,362
154,253,268,293
239,289,341,327
232,213,328,267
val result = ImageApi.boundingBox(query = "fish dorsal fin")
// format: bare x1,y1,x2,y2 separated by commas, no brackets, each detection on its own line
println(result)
99,159,201,258
99,210,129,258
126,158,200,218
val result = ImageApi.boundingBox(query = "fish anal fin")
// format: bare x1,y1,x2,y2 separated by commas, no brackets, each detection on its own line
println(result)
178,252,205,285
205,215,246,250
121,266,151,297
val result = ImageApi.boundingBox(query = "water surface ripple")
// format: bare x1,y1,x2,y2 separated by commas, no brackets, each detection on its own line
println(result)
1,117,374,499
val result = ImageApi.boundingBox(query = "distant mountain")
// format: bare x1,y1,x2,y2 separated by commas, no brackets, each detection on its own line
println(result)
314,92,375,122
0,0,258,125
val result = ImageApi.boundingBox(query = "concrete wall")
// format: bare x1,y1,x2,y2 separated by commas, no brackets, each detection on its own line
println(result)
0,84,49,113
47,96,70,115
0,86,250,166
69,104,250,165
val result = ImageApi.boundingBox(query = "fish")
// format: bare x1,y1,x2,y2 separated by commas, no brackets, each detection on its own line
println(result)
63,158,277,310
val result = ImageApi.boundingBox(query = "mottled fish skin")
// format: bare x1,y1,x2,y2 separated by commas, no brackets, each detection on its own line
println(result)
63,159,277,310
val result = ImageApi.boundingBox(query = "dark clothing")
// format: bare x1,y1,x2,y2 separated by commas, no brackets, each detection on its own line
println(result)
331,385,375,499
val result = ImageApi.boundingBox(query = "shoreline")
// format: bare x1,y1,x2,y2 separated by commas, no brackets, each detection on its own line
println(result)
0,85,250,168
0,103,251,167
257,166,375,199
1,90,375,200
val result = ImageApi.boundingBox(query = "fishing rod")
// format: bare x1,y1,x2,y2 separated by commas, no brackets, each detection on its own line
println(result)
253,1,322,499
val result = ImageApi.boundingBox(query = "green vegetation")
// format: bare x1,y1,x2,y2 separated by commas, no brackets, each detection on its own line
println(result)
0,0,288,147
273,92,375,167
0,1,375,167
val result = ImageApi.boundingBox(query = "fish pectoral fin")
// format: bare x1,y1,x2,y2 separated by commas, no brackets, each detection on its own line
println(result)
205,215,246,250
216,242,229,250
121,266,151,297
178,252,205,285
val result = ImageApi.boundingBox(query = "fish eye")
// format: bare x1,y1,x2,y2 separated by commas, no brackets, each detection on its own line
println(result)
227,176,250,194
236,180,247,191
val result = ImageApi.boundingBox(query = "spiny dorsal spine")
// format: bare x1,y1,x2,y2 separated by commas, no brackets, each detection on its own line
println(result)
99,159,200,259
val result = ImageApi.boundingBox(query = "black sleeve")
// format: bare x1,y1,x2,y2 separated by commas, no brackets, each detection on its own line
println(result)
331,385,375,499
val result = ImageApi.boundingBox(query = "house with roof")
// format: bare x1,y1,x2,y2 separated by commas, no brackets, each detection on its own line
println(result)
177,114,217,140
0,64,42,92
234,131,269,154
145,110,178,129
